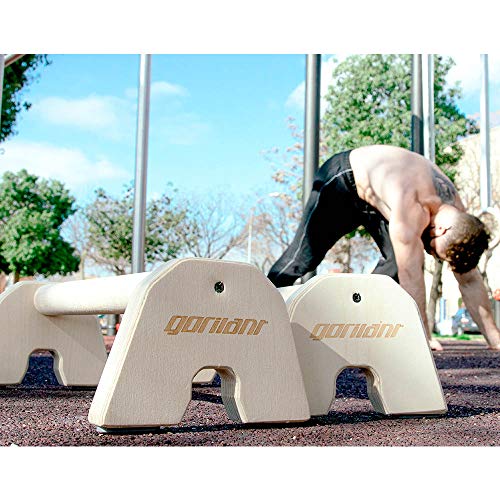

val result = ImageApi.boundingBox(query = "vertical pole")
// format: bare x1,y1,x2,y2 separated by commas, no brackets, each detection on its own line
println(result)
0,54,5,134
422,54,435,163
411,54,424,155
480,54,492,211
132,54,152,274
106,314,117,337
301,54,321,283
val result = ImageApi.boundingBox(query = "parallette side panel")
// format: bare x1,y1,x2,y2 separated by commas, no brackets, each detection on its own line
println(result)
0,282,107,386
89,258,311,429
287,274,447,416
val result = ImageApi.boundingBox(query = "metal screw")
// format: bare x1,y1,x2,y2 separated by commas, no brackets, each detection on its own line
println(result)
352,293,361,303
214,281,225,293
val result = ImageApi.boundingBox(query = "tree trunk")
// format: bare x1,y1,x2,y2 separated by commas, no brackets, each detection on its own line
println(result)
427,259,443,335
80,251,86,280
13,270,20,284
0,272,7,293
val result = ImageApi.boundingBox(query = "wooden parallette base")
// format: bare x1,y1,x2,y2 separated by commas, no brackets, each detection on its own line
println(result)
0,282,107,386
88,258,311,430
285,274,447,416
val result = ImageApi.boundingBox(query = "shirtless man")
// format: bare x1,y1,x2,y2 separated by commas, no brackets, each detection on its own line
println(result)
268,145,500,351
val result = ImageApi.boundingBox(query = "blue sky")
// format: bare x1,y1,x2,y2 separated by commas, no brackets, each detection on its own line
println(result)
0,54,307,204
1,53,499,207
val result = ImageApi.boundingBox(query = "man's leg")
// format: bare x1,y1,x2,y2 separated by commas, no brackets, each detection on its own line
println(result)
363,215,400,282
268,184,360,287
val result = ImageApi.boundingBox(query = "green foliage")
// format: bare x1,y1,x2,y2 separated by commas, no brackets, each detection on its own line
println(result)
1,55,51,143
322,54,478,174
0,169,80,277
85,185,191,274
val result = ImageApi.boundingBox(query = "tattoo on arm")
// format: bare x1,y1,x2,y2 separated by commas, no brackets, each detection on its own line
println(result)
432,170,457,204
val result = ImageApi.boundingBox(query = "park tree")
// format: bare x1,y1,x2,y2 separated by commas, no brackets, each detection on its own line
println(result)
84,185,192,275
175,191,249,260
1,55,50,143
0,169,80,283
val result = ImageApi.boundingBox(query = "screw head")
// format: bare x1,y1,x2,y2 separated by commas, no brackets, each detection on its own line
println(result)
352,292,361,303
214,281,225,293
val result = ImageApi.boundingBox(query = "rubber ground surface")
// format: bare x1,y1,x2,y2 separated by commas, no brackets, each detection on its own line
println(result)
0,338,499,446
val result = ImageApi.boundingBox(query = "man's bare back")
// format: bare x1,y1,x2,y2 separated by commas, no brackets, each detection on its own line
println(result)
349,145,465,222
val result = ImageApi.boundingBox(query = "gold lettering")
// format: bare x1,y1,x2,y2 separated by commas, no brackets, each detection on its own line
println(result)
340,324,356,338
355,324,367,338
330,324,345,338
310,323,329,340
216,318,228,334
223,318,243,334
239,319,258,335
209,318,222,333
377,323,394,338
348,324,360,338
163,315,269,337
164,315,188,335
309,321,404,340
183,316,204,333
362,323,381,338
252,320,268,336
390,324,404,338
197,317,216,333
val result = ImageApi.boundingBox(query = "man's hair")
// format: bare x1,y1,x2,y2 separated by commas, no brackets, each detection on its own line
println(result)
444,213,490,274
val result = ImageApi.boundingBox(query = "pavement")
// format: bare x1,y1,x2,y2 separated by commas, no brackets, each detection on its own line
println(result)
0,338,499,446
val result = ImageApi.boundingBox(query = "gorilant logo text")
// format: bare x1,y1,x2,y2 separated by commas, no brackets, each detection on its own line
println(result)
164,315,269,336
310,322,404,340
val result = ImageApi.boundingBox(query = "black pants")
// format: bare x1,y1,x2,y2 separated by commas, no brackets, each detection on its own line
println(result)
267,150,399,287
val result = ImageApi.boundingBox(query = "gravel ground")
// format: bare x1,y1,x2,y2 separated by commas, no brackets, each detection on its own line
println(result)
0,338,499,446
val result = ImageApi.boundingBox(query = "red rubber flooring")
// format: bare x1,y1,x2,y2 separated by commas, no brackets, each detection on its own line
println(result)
0,339,499,446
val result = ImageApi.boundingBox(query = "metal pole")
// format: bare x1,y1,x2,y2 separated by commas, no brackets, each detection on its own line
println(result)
0,54,5,134
422,54,435,163
131,54,152,274
411,54,424,155
302,54,321,283
480,54,492,211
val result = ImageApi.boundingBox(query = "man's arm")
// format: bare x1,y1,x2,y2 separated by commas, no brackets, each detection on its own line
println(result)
388,204,432,341
453,269,500,350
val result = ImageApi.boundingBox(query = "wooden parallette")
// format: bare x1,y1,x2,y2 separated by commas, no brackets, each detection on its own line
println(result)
285,274,447,416
88,258,311,430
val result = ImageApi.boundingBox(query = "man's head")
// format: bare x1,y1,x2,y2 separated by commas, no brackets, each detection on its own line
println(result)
422,205,490,274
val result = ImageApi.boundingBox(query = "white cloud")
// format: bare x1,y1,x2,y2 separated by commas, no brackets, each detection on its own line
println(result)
125,80,189,100
33,94,134,139
0,140,129,190
285,81,305,109
151,81,189,98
